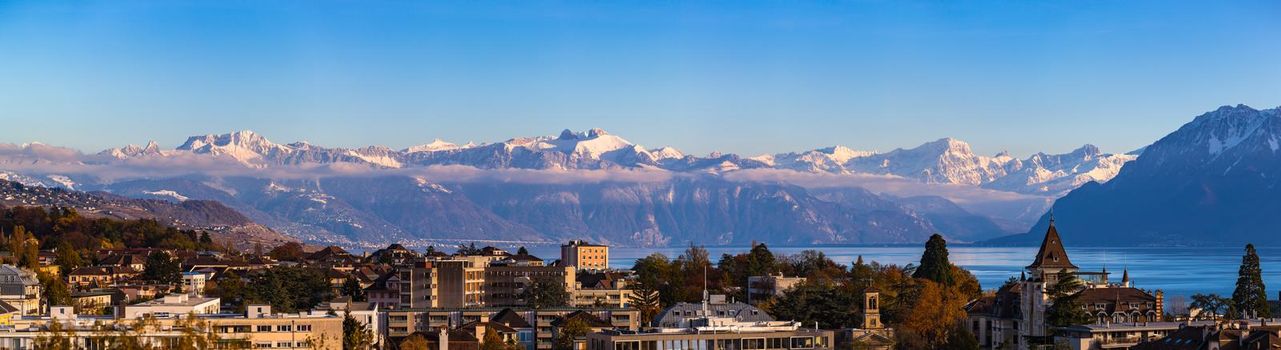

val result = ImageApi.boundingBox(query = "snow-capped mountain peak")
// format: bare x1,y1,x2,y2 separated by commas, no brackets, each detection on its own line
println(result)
100,140,163,159
817,145,875,163
404,139,473,153
650,146,685,160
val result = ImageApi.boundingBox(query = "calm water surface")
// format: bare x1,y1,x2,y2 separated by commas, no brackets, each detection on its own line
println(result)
529,245,1281,300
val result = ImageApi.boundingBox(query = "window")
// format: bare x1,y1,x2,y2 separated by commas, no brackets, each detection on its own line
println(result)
790,337,814,349
276,325,292,332
257,325,272,332
297,324,312,332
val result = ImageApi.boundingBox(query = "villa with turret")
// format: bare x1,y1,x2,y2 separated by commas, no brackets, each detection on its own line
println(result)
965,218,1167,350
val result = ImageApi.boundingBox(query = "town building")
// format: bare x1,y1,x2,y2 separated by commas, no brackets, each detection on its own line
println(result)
121,293,221,319
383,307,640,350
182,271,208,296
66,266,140,288
0,265,40,315
484,261,576,307
964,217,1166,350
1128,320,1281,350
402,259,487,308
746,274,806,304
588,297,834,350
0,304,342,349
655,296,774,328
561,240,610,271
573,271,634,308
69,291,115,315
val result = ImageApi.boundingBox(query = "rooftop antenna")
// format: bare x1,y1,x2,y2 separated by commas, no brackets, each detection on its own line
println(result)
1049,208,1056,225
702,264,709,316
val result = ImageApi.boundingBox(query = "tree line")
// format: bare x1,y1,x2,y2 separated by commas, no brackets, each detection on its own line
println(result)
629,234,981,349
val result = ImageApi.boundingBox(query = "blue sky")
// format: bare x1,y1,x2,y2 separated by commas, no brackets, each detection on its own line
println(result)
1,1,1277,157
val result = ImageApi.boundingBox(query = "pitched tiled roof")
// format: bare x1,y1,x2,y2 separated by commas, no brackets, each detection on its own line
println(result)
308,246,350,261
491,308,533,328
1131,325,1208,350
1075,287,1157,305
1026,222,1078,270
552,311,612,328
0,300,19,314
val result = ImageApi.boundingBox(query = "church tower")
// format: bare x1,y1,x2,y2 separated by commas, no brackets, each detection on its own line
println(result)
861,289,882,329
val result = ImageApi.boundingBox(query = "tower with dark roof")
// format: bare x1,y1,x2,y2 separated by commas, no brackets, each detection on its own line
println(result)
1025,217,1078,285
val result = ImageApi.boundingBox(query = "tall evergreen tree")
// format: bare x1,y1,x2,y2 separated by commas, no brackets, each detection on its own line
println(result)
912,234,954,285
1045,272,1092,326
1232,244,1270,318
343,314,375,350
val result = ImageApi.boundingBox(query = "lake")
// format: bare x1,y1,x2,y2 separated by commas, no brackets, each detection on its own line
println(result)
528,245,1281,303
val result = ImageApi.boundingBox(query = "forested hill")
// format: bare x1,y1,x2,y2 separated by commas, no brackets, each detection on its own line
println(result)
0,179,296,249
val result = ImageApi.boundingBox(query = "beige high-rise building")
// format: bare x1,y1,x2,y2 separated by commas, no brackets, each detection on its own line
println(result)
484,264,576,307
561,240,609,271
402,259,487,309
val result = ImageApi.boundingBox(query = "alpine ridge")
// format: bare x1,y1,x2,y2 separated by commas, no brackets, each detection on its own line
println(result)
2,126,1144,247
999,105,1281,246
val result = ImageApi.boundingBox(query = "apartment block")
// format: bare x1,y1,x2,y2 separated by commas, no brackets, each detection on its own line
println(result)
561,241,609,271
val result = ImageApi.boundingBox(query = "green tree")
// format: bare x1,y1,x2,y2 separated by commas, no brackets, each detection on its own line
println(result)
522,278,570,309
483,327,515,350
912,234,954,285
553,318,591,350
629,283,662,326
517,246,529,255
37,270,72,306
268,242,306,262
1045,272,1091,327
1232,244,1270,318
1190,293,1231,320
173,313,221,350
946,326,981,350
341,277,366,302
675,244,714,301
34,320,76,350
198,231,214,246
142,251,181,286
247,266,333,313
207,272,248,311
767,282,859,329
53,241,84,274
400,333,429,350
343,314,375,350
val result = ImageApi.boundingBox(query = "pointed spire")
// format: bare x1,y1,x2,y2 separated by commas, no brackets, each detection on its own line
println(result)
1026,215,1078,271
1122,268,1130,285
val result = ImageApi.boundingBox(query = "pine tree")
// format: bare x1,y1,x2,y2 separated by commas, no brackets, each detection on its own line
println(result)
341,277,366,302
1045,272,1092,326
1232,244,1270,318
629,283,662,325
343,314,375,350
912,234,954,285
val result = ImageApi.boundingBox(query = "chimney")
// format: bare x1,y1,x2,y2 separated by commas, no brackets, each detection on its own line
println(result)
247,304,271,318
475,323,487,343
439,327,450,350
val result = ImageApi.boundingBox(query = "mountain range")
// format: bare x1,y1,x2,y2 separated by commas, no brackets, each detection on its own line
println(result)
81,128,1136,195
1000,105,1281,246
0,122,1144,247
